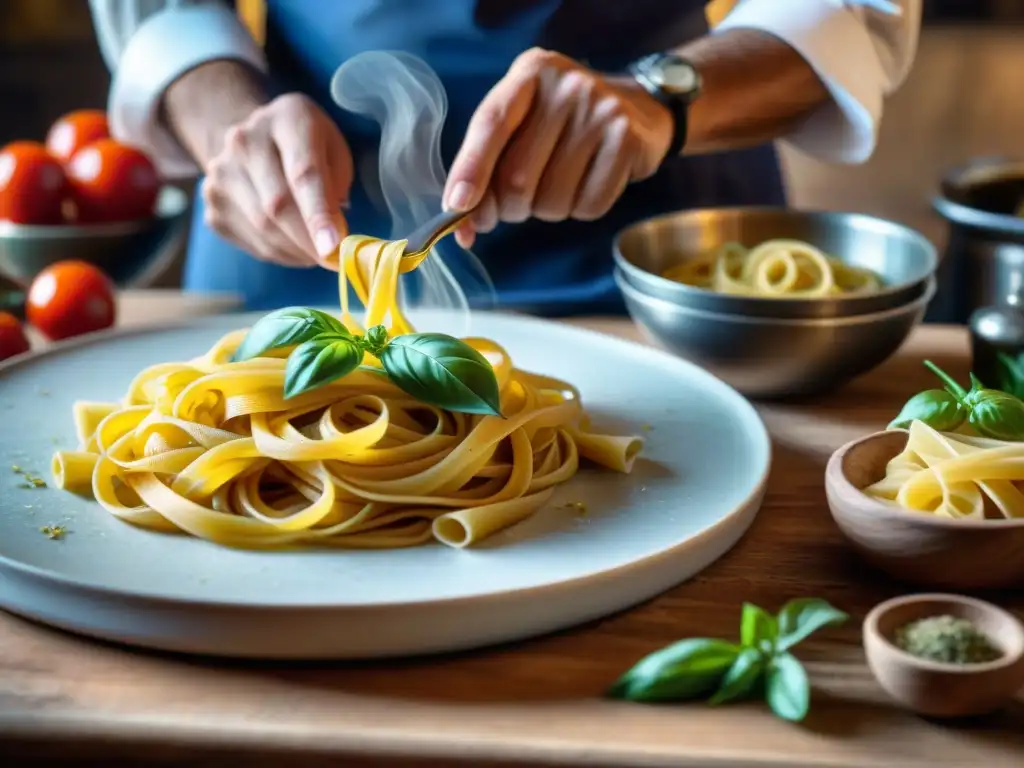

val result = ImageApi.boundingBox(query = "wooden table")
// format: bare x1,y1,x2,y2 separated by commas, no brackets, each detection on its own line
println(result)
2,293,1022,768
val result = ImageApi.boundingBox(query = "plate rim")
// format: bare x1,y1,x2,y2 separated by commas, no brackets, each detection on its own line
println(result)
0,309,772,610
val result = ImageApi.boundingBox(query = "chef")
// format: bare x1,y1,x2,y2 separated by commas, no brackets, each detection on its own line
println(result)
88,0,921,313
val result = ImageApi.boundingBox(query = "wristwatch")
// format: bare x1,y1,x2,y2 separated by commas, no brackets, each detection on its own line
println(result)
627,53,702,161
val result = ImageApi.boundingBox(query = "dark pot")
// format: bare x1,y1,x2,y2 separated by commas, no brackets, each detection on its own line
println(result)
930,156,1024,324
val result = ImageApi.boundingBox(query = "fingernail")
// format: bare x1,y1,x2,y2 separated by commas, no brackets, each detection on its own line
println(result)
339,200,351,211
448,181,475,212
314,226,339,257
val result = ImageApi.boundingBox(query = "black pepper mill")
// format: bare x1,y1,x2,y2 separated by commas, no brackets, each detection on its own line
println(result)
969,286,1024,398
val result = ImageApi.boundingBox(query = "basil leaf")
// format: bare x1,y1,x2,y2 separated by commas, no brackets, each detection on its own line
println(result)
765,652,811,722
888,390,964,432
234,307,349,362
996,352,1024,399
776,598,849,652
708,647,764,706
379,332,502,416
969,392,1024,441
607,638,741,703
283,333,361,399
740,602,777,650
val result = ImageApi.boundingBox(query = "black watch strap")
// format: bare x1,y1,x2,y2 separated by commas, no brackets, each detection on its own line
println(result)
646,86,689,161
627,54,699,163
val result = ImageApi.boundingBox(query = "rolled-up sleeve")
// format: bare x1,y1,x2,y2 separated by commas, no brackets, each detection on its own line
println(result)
88,0,268,179
713,0,921,163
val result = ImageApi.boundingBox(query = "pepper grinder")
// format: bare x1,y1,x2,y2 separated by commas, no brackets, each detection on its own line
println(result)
969,284,1024,397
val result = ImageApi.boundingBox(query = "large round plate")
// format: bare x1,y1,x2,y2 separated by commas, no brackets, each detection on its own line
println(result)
0,310,770,659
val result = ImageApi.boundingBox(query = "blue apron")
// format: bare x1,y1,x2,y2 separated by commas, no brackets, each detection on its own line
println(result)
183,0,786,315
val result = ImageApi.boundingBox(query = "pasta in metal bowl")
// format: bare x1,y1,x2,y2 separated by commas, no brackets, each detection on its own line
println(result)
662,239,883,298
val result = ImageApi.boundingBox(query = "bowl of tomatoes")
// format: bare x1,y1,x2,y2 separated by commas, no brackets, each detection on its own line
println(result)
0,109,190,288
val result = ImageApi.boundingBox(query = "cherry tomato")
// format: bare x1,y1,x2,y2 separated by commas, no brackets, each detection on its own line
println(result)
67,139,159,223
0,141,68,225
45,110,110,163
0,311,30,361
27,261,116,341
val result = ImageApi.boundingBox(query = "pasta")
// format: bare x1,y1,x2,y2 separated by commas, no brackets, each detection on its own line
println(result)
662,239,882,298
864,420,1024,520
51,235,643,549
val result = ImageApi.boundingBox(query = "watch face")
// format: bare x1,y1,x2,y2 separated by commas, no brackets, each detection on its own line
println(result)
648,58,700,95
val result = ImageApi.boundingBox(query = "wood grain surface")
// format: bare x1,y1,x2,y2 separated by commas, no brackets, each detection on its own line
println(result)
1,296,1022,768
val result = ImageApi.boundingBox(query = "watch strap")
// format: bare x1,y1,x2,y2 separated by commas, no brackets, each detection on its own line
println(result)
628,54,693,161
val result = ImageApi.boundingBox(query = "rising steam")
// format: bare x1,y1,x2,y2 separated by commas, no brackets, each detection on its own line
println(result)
329,51,496,329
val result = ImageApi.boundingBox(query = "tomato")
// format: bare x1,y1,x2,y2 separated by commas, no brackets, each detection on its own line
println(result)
45,110,110,163
67,139,159,223
0,141,68,225
0,311,30,361
27,261,116,341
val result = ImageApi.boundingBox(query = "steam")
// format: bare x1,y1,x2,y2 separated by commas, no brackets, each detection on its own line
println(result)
329,51,496,329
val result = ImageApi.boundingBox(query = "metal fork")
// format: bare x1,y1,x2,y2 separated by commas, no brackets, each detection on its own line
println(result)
400,209,472,264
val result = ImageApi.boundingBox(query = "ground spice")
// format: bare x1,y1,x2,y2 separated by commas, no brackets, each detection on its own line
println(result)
894,614,1002,665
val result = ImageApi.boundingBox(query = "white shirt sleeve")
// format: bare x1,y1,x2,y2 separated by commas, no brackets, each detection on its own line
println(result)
88,0,268,179
714,0,921,163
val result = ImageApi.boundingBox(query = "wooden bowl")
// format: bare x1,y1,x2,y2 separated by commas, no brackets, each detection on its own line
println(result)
824,429,1024,589
863,593,1024,718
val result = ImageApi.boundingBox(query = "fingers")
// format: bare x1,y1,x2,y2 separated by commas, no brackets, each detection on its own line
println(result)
573,116,634,220
201,93,355,270
444,49,543,213
235,124,316,259
202,170,313,268
490,68,576,222
272,99,352,261
532,88,610,222
451,51,653,232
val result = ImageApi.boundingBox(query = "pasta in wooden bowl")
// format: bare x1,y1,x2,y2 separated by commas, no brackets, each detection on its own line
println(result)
825,422,1024,589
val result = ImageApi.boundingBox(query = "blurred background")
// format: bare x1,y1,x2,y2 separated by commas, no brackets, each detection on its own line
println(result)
1,0,1023,291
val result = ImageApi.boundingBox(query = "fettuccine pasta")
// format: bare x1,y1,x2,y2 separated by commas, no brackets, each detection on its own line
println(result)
864,420,1024,520
51,235,643,549
662,239,882,298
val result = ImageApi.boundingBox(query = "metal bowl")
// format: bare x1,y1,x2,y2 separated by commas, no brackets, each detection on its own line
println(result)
616,268,936,399
0,185,191,288
613,207,937,319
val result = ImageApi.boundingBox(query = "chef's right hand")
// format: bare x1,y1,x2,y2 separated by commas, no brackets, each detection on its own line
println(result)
201,93,353,269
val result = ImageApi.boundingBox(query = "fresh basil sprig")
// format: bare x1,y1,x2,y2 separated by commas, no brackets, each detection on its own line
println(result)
608,598,847,722
233,307,502,416
232,307,350,362
889,359,1024,440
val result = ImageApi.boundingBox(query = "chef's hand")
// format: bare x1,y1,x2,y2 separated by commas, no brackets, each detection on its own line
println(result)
201,93,353,269
444,48,674,249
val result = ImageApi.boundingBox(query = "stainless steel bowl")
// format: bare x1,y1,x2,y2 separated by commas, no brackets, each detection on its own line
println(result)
613,207,937,319
616,269,936,399
0,185,191,288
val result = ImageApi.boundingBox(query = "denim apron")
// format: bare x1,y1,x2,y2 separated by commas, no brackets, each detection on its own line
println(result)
183,0,786,315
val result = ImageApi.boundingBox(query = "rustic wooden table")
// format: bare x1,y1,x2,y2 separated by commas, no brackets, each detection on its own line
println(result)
2,293,1022,767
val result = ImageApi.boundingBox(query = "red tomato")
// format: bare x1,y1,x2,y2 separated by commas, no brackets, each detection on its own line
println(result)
0,141,68,225
0,311,30,361
45,110,110,163
67,139,159,223
27,261,116,341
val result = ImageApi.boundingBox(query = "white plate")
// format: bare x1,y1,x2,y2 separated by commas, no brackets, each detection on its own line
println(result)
0,310,770,659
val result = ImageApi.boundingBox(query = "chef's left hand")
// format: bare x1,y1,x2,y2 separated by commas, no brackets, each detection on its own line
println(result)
444,48,674,248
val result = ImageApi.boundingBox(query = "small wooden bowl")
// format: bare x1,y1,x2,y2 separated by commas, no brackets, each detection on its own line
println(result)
825,429,1024,589
863,593,1024,718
